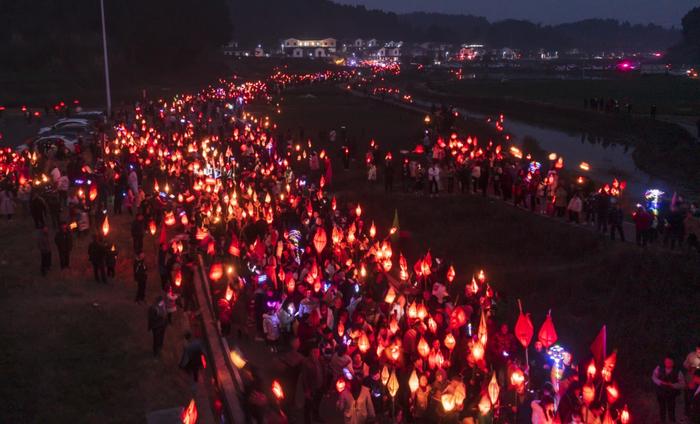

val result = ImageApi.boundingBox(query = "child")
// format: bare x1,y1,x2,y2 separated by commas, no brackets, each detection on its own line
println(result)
262,304,281,352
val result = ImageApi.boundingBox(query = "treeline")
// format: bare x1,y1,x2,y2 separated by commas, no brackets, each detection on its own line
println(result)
233,0,681,52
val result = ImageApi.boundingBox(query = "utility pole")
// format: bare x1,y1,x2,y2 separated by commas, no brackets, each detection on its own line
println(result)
100,0,112,117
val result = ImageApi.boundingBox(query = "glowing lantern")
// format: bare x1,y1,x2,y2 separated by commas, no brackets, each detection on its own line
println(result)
399,254,408,281
427,317,437,333
548,153,557,161
229,350,246,369
620,405,630,424
408,370,419,393
181,214,189,226
225,285,234,302
417,303,428,320
510,368,525,387
331,226,343,244
441,393,455,412
587,360,597,381
286,278,295,293
207,240,215,256
388,344,400,362
164,212,176,226
478,395,492,415
369,221,376,238
174,269,182,287
355,204,362,218
417,337,430,358
331,196,337,211
408,302,418,319
381,366,390,386
537,311,558,348
603,351,617,380
468,277,479,295
429,349,444,369
579,162,590,171
444,333,456,351
272,380,284,400
478,311,488,346
387,371,399,397
582,384,595,405
606,383,619,404
446,265,455,283
384,287,397,304
477,269,485,282
382,258,392,272
389,317,399,334
336,378,346,393
101,216,110,236
358,333,370,353
514,310,534,348
209,263,223,281
454,382,466,406
313,227,327,254
359,264,367,278
89,185,98,201
471,341,485,361
488,373,500,405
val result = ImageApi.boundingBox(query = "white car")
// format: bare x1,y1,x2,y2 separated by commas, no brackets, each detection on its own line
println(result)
38,119,91,135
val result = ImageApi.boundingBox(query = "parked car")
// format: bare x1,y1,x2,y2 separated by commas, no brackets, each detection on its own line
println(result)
73,110,107,125
17,135,78,155
38,118,92,135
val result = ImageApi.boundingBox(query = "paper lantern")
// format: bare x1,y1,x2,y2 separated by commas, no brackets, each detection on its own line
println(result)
357,333,370,353
488,373,500,405
454,382,467,406
313,227,327,254
444,333,456,351
582,384,595,405
446,265,455,283
408,370,419,393
89,184,98,201
387,371,399,397
384,287,396,304
429,350,444,369
538,311,558,348
149,220,157,235
478,395,491,415
381,366,390,386
510,368,525,387
225,285,234,302
331,226,343,244
355,204,362,218
389,317,399,334
209,263,223,281
468,277,479,295
587,360,597,381
606,383,619,405
417,303,428,320
101,216,110,236
514,311,534,348
399,254,408,281
369,221,376,238
417,337,430,358
471,341,485,361
620,405,630,424
164,212,176,226
174,269,182,287
331,196,337,211
272,380,284,400
336,378,346,393
441,393,455,412
229,350,246,369
478,311,488,346
407,302,418,319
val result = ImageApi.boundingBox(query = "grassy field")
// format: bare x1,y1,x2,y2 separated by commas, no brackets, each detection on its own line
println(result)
429,74,700,117
253,84,700,420
0,214,194,423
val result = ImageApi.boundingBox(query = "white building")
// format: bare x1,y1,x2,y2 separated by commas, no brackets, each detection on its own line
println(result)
282,38,337,58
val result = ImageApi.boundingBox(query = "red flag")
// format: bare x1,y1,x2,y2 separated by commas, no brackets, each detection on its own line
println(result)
538,311,558,348
590,325,607,366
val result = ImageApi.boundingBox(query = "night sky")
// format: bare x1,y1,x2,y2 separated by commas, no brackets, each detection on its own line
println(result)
335,0,696,27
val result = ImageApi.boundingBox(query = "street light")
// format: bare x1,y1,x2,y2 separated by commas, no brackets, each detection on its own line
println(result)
99,0,112,117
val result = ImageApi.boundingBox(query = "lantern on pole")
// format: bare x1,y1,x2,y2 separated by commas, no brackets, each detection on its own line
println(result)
586,360,597,381
441,393,456,412
101,216,110,236
620,405,630,424
488,373,500,405
355,204,362,218
515,300,534,348
446,265,455,283
336,378,346,393
417,337,430,358
408,370,419,394
478,395,492,416
510,368,525,388
582,384,595,406
313,227,327,254
478,311,488,346
606,383,619,405
381,365,390,386
272,380,284,400
387,371,399,398
444,333,456,351
471,341,485,362
538,310,558,348
209,263,223,281
149,220,157,235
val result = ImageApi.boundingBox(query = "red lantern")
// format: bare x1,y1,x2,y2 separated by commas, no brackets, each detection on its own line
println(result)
446,265,455,283
174,269,182,287
582,384,595,405
355,204,362,218
444,333,456,351
336,378,346,393
515,311,534,348
586,360,597,381
209,263,223,281
101,216,110,236
358,333,370,353
537,311,558,348
313,227,327,254
88,185,98,201
620,405,630,424
417,337,429,358
272,380,284,400
606,383,619,404
149,220,157,235
225,285,234,302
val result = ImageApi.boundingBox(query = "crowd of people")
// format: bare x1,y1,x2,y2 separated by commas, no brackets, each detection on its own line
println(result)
0,66,698,424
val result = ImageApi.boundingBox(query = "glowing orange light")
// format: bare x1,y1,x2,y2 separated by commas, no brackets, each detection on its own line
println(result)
101,216,110,236
272,380,284,400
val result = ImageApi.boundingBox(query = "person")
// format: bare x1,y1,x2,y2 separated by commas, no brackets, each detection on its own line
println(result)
428,161,440,196
54,224,72,269
367,163,377,183
263,304,281,352
684,344,700,417
88,234,108,283
567,192,582,223
336,378,375,424
384,157,394,193
147,296,168,356
296,346,324,424
30,194,47,229
0,186,15,219
179,331,205,383
106,242,118,278
689,369,700,424
134,252,147,303
329,344,352,380
652,355,685,423
131,214,145,254
609,202,625,241
554,184,568,217
531,395,556,424
633,205,653,247
36,226,51,276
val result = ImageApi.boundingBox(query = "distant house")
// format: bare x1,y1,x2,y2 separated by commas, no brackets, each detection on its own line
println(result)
282,38,336,58
354,38,365,48
367,38,377,47
222,41,246,57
